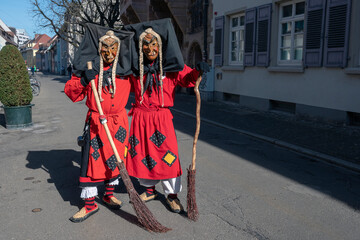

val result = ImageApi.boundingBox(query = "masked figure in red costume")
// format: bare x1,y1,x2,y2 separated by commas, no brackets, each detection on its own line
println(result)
64,25,133,223
124,19,209,213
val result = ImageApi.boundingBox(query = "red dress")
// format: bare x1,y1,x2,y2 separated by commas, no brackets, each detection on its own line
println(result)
64,68,131,187
126,64,199,180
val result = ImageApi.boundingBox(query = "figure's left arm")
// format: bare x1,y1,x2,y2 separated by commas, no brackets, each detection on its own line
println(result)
176,62,210,88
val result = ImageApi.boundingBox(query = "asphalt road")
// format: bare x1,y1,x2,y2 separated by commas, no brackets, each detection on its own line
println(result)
0,73,360,240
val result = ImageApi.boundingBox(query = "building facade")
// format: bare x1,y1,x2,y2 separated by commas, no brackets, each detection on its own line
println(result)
16,29,30,46
211,0,360,124
20,34,51,69
120,0,213,88
0,18,17,50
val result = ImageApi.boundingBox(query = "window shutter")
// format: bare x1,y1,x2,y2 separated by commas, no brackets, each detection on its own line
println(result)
244,8,257,66
324,0,351,67
256,4,272,67
214,16,224,67
304,0,327,67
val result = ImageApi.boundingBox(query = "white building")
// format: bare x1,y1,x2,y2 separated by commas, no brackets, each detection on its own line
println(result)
0,18,12,35
16,29,30,46
210,0,360,125
0,18,17,50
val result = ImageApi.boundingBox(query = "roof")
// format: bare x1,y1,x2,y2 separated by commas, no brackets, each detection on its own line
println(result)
0,25,17,46
0,18,11,32
32,34,52,50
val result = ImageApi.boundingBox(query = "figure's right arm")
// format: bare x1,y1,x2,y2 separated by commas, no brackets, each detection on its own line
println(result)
64,75,89,102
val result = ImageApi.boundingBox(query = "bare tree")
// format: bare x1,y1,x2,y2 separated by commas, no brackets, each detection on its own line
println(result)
31,0,124,47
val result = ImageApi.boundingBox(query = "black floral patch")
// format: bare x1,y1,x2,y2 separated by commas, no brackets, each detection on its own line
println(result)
141,155,157,171
128,148,137,158
129,135,139,149
149,130,166,148
91,150,100,161
106,155,117,171
115,126,126,143
90,135,103,161
90,135,103,151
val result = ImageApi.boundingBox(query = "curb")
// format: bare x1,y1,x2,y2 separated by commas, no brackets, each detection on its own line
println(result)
171,108,360,173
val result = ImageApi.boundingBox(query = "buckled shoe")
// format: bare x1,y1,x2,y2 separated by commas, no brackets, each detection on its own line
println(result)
69,204,99,223
139,190,158,202
166,197,184,213
102,196,123,210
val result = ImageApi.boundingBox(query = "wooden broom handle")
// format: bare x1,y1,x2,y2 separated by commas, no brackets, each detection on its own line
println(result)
87,62,123,164
191,74,202,170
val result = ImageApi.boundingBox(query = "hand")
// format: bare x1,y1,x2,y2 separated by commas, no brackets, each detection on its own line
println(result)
83,69,96,85
195,62,210,73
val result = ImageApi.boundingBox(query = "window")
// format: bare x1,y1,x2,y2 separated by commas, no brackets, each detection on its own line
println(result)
214,16,224,66
229,14,245,65
278,1,305,65
190,0,203,33
304,0,351,68
244,4,272,67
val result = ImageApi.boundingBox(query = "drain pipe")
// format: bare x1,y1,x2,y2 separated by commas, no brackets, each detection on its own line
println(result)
203,0,209,62
200,0,209,92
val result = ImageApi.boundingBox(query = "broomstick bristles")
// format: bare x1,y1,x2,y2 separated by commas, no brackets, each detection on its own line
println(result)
129,188,171,232
187,167,199,221
117,162,171,232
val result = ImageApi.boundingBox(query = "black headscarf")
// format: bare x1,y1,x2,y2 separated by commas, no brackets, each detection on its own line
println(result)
72,23,134,77
143,58,160,96
122,18,185,75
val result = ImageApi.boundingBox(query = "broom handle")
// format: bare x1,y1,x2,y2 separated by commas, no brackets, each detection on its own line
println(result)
191,74,202,170
87,62,123,164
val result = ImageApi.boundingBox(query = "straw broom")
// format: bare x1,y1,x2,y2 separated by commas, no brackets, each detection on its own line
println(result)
187,74,202,221
87,62,170,232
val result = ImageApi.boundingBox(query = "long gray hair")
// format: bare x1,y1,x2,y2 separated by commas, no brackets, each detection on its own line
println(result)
138,28,164,107
98,30,121,101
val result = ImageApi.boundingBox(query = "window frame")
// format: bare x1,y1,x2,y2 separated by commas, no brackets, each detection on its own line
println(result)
277,0,306,66
229,13,245,66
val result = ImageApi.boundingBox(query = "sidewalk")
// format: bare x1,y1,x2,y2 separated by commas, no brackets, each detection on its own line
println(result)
172,93,360,172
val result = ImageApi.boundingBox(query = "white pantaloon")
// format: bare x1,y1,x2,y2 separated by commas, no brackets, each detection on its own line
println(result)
138,176,182,196
80,178,119,199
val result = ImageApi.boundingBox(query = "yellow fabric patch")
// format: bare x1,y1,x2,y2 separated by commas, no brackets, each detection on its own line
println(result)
163,153,176,165
124,146,128,158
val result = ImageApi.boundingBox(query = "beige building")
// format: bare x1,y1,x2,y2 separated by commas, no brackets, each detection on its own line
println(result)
20,34,51,69
210,0,360,124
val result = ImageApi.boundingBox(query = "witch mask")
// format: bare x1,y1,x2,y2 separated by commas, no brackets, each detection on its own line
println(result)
97,31,121,101
100,37,119,65
142,33,159,62
99,31,120,65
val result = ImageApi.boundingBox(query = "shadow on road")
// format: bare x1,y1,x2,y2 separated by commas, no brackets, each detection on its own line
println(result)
39,72,69,84
52,77,69,84
25,149,150,226
25,149,82,208
0,113,5,128
170,106,360,211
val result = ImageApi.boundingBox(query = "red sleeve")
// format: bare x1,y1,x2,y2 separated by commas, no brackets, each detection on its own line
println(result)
175,64,200,88
64,75,89,102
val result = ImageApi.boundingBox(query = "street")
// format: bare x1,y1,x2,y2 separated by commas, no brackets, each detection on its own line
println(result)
0,73,360,240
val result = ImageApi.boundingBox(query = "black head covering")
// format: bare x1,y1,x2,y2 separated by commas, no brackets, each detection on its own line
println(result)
122,18,185,75
73,23,134,76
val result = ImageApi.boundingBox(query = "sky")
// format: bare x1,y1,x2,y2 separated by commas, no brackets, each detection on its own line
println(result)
0,0,54,38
